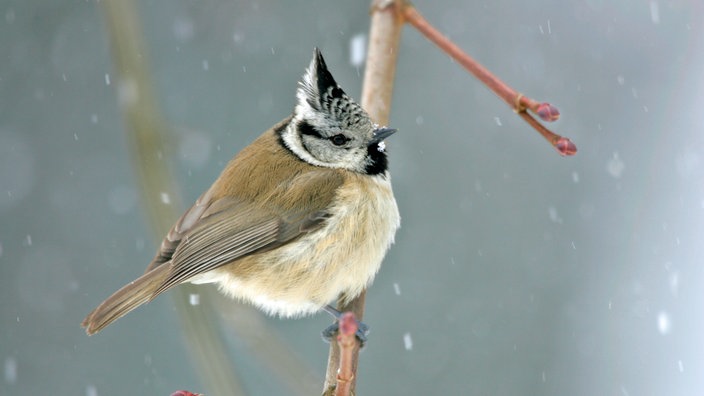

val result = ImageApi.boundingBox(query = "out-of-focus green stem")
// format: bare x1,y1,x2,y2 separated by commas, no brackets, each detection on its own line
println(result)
100,1,245,394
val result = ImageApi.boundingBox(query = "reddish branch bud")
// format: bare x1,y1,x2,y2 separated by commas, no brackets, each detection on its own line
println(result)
338,312,358,338
555,137,577,156
171,391,202,396
536,103,560,122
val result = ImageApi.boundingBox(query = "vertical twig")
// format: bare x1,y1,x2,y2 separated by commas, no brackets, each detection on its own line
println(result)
334,313,359,396
323,0,405,394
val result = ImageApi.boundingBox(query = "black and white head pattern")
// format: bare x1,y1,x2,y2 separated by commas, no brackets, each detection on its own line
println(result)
280,48,392,176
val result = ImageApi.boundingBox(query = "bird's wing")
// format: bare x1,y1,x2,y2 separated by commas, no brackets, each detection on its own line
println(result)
146,169,344,294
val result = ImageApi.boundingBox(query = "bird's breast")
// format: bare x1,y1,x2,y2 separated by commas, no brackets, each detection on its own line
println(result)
208,172,400,317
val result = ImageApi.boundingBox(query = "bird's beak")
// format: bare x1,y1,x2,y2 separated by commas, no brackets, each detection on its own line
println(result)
369,127,397,146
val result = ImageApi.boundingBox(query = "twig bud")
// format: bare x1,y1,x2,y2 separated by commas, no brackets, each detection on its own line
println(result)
536,103,560,122
555,137,577,156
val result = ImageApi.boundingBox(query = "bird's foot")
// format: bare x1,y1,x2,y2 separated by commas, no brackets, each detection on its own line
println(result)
321,305,370,347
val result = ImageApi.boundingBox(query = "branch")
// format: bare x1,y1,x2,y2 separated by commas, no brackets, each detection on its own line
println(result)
335,313,359,396
322,0,405,394
402,4,577,156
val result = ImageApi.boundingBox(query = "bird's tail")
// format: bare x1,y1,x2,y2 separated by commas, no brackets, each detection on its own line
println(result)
82,263,171,335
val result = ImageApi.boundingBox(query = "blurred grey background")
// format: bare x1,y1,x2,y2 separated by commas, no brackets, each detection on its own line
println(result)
1,0,703,395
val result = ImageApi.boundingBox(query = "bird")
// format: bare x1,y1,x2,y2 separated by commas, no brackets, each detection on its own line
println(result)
82,48,401,340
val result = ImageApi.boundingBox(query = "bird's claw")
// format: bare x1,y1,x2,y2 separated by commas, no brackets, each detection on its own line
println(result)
321,319,369,347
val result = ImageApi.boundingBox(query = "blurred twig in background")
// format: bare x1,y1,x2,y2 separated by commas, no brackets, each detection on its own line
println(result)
212,292,323,395
100,0,320,395
100,0,319,394
100,1,245,394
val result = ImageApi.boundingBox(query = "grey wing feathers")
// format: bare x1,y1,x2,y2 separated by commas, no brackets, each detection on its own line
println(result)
154,201,279,293
144,169,343,296
152,197,329,295
144,189,214,273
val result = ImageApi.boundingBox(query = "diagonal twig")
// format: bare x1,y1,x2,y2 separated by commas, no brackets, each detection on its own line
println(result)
401,3,577,156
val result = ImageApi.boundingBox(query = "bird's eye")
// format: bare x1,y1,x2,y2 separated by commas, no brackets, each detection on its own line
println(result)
330,134,348,146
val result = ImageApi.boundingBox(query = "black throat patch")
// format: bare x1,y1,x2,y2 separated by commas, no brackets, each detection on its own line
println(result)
364,144,389,176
